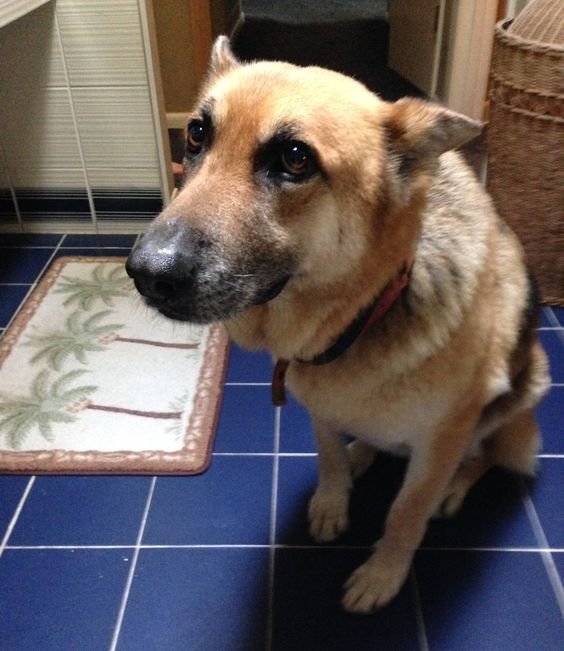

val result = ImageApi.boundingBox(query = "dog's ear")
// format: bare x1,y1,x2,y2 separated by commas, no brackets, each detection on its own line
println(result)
209,35,240,76
385,98,482,163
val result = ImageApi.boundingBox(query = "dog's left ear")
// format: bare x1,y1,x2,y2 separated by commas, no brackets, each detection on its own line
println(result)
209,35,240,76
385,98,482,161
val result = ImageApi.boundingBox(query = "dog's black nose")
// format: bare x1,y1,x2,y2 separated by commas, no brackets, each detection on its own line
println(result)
126,251,192,303
126,229,195,304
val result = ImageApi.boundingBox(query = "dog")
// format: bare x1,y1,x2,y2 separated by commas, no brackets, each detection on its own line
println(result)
126,37,550,613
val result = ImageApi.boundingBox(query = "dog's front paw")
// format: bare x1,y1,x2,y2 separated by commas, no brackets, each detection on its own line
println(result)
342,551,410,613
308,490,349,542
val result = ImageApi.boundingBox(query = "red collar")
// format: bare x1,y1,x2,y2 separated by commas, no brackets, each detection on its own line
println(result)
272,261,412,406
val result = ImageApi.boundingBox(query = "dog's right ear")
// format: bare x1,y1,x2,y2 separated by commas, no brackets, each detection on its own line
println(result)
209,36,240,76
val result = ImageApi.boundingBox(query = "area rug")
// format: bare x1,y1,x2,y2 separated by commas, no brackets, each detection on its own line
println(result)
0,257,230,474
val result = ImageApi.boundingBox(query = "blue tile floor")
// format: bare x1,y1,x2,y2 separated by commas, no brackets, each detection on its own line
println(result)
0,233,563,650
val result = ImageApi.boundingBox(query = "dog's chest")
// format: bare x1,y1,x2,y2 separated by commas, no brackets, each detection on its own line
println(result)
287,362,448,452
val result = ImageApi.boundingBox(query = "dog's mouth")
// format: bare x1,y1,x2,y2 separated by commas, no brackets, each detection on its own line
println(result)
251,274,292,305
127,224,296,324
145,272,293,323
154,305,193,322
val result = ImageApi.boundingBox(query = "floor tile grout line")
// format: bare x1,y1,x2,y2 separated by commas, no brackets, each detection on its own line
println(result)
543,307,561,329
0,476,36,559
213,452,564,458
225,379,564,389
266,406,281,651
410,569,430,651
56,246,135,250
0,246,122,251
521,488,564,618
213,452,317,457
6,544,270,551
4,544,564,553
0,241,65,250
224,382,271,386
108,476,157,651
420,546,564,553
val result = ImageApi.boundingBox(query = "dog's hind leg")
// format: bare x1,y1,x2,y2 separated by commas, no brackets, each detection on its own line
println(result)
435,452,493,518
490,408,541,476
435,408,541,518
347,439,377,480
309,418,353,542
437,340,549,519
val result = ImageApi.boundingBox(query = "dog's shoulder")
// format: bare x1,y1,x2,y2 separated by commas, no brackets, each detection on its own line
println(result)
405,152,492,322
381,150,526,373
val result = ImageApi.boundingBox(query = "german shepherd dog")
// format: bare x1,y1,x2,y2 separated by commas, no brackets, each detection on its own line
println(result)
126,37,550,612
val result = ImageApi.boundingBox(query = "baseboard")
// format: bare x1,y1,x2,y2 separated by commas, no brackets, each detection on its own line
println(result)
0,187,162,233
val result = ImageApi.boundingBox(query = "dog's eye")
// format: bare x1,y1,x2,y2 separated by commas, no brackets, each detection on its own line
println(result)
256,136,319,184
186,119,207,154
280,141,315,178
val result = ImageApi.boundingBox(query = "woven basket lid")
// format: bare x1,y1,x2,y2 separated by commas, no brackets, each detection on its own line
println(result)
508,0,564,45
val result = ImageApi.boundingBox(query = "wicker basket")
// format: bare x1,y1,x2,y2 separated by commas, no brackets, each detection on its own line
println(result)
487,16,564,305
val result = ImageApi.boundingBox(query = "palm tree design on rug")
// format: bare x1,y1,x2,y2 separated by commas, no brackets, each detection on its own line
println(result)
25,310,123,371
55,264,132,310
0,369,187,450
0,370,96,449
25,310,200,371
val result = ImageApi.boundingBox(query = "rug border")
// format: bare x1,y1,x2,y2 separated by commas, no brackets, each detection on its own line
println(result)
0,257,230,475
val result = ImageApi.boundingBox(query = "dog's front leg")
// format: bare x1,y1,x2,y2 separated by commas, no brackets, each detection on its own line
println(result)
342,405,479,613
309,418,353,542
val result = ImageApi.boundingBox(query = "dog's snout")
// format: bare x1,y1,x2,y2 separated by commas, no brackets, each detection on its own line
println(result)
127,254,192,303
126,227,196,304
135,272,188,303
152,278,180,300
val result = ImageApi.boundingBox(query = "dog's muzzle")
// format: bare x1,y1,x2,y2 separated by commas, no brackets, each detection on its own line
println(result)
126,222,293,323
125,228,198,320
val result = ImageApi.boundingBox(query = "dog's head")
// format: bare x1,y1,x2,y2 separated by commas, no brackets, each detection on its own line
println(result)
126,37,480,323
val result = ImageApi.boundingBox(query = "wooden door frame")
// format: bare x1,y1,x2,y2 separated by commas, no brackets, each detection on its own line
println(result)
441,0,499,120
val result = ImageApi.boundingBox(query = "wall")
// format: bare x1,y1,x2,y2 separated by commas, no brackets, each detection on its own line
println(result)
152,0,199,115
0,0,169,233
0,0,51,28
152,0,241,123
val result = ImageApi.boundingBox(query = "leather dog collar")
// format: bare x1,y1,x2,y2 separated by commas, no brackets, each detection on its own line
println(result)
272,261,412,406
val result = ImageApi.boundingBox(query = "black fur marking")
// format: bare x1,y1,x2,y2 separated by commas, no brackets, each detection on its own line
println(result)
518,270,541,348
423,257,448,307
398,152,419,178
401,287,415,319
479,270,542,427
447,258,463,290
497,218,510,234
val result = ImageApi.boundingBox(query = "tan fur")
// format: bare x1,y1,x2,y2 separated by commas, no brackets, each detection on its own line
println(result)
128,38,551,613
